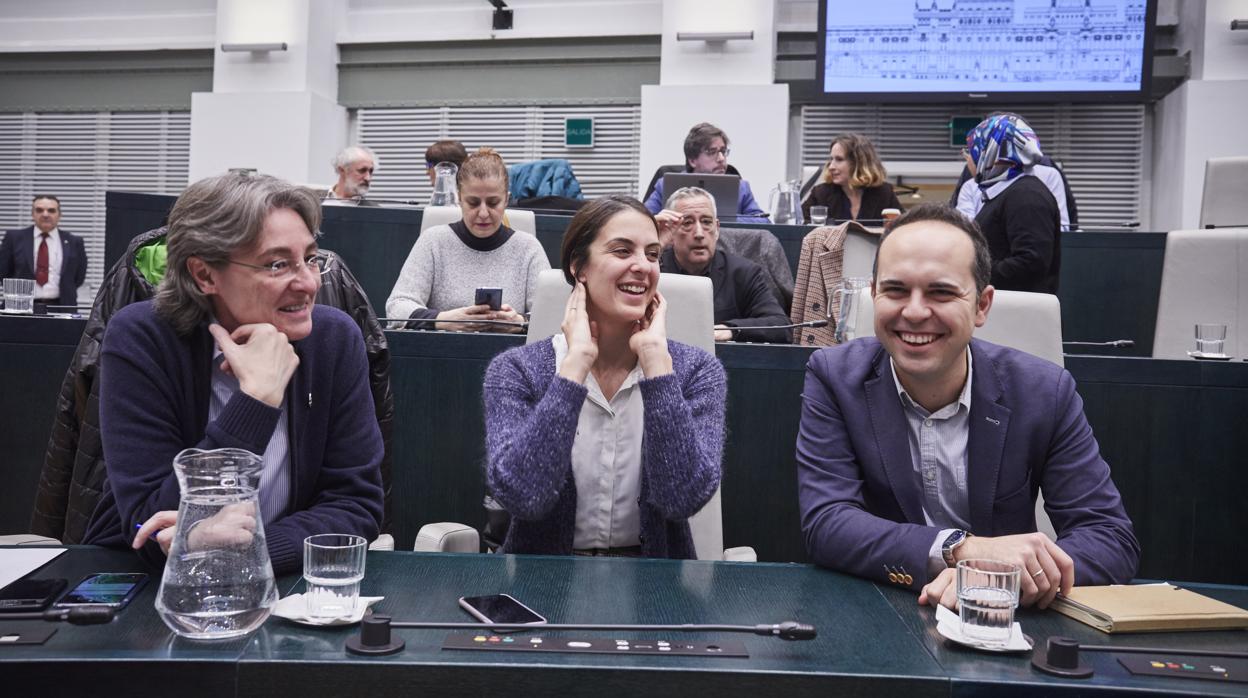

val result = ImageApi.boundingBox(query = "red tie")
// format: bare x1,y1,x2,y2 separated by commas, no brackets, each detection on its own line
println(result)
36,233,49,286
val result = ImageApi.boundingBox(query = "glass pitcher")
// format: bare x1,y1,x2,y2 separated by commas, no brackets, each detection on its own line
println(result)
769,179,804,225
155,448,277,640
430,161,459,206
830,276,873,344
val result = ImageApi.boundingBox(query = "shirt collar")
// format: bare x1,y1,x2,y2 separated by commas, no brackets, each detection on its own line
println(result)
979,169,1030,202
889,349,973,415
34,227,59,240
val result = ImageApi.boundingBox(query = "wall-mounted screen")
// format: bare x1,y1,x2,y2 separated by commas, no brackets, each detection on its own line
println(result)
816,0,1155,103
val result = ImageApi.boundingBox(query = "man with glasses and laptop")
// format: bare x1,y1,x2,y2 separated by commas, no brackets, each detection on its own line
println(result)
82,172,384,576
645,122,768,226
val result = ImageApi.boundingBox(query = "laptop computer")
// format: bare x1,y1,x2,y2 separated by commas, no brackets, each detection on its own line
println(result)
661,172,750,221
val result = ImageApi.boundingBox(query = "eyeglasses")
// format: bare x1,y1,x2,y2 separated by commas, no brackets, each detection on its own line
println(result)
678,216,716,232
702,147,730,159
227,252,333,279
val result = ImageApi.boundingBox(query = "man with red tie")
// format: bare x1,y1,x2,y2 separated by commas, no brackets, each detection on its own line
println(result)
0,195,88,309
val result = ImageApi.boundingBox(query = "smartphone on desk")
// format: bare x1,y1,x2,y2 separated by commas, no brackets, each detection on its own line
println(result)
0,577,68,612
459,593,546,629
474,287,503,311
54,572,148,610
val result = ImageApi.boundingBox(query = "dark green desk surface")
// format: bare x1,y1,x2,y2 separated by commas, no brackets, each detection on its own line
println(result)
5,548,1247,697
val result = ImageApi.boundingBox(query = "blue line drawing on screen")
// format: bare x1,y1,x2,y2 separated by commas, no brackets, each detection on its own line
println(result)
823,0,1147,93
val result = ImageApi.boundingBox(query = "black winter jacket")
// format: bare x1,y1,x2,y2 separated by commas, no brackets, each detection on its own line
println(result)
31,227,395,542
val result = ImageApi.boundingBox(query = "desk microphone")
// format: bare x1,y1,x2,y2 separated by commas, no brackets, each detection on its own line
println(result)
346,615,816,656
1062,340,1135,348
728,319,829,334
0,606,114,625
377,317,529,330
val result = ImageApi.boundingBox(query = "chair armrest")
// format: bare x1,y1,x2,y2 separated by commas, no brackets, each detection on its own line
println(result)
723,546,757,562
414,523,480,553
368,533,395,551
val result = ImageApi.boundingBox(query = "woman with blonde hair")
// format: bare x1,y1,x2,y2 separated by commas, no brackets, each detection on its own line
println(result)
802,133,901,223
387,147,549,332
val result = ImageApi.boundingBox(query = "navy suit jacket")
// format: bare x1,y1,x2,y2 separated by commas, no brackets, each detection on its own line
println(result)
796,337,1139,590
0,226,88,306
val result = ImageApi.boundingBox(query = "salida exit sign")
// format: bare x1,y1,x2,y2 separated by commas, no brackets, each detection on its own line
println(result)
565,117,594,148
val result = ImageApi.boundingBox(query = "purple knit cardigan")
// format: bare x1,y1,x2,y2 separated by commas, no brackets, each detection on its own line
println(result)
483,337,726,558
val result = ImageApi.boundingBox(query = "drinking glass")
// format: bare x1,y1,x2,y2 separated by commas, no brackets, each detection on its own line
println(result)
304,534,367,619
956,559,1020,647
810,206,828,226
1195,323,1227,356
2,278,35,314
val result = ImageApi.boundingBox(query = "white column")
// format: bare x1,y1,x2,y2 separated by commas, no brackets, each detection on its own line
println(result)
1150,0,1248,231
189,0,348,186
638,0,789,202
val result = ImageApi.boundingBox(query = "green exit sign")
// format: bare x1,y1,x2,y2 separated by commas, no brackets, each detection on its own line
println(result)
565,117,594,148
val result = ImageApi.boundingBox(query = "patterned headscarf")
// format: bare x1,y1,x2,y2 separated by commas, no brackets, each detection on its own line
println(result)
966,114,1044,189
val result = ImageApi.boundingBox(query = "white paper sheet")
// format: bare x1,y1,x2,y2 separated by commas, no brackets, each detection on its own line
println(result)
0,548,67,588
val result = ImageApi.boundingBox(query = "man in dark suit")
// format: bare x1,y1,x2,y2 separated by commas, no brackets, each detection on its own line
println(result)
657,187,790,344
796,203,1137,611
0,194,88,308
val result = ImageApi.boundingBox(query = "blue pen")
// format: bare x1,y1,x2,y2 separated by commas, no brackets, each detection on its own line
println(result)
135,523,161,541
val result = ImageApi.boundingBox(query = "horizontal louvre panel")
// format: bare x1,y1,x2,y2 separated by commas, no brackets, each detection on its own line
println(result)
0,111,190,298
800,103,1144,228
357,105,641,203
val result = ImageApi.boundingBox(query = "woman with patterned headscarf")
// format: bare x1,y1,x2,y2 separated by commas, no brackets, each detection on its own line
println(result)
958,113,1062,294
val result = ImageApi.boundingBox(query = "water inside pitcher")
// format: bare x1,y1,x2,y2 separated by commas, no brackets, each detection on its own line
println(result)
155,448,276,640
430,161,460,206
831,276,873,344
769,179,804,225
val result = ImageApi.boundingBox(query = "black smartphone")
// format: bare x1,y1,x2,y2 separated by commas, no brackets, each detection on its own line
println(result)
0,577,68,612
458,593,546,628
54,572,148,610
474,287,503,311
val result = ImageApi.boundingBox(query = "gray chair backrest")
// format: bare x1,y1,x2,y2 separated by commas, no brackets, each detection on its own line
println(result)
1200,156,1248,229
717,226,794,311
524,269,725,560
1153,228,1247,359
419,205,536,235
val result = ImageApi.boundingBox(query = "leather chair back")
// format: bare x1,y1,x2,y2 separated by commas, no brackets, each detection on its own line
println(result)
1153,228,1247,359
419,206,537,235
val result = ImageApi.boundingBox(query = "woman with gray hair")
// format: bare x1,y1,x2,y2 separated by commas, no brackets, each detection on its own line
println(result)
82,172,384,575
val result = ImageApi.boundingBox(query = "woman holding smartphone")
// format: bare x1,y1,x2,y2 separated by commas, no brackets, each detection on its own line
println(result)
386,148,549,332
482,195,726,558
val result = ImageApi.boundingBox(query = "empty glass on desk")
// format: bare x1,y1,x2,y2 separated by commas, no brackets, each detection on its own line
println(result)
1195,323,1227,356
2,278,34,314
155,448,277,640
810,206,828,226
956,559,1020,648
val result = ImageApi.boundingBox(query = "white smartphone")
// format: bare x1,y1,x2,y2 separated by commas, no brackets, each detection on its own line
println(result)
458,593,547,628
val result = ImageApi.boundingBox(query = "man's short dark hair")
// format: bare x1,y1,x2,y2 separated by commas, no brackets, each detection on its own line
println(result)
682,123,729,166
32,194,60,206
872,203,992,295
425,140,468,167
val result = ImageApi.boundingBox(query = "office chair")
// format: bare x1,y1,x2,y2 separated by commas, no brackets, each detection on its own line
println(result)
851,288,1063,540
419,206,537,235
1152,228,1246,359
1199,156,1248,229
416,269,754,561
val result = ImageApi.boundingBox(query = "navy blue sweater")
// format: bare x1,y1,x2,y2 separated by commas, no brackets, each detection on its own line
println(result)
82,301,384,574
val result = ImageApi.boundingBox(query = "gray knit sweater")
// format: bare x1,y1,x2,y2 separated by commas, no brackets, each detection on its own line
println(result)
385,223,550,321
483,337,726,558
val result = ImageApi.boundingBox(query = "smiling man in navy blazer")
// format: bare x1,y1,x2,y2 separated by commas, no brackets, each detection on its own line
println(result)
796,203,1138,611
0,195,87,308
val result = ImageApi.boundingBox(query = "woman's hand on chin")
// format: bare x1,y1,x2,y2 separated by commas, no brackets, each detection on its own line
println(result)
630,291,673,378
558,282,597,383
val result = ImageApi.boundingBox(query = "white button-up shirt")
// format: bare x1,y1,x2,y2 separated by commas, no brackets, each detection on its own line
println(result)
553,333,644,550
32,227,62,300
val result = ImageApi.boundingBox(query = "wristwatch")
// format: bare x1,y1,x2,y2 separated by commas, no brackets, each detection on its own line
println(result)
941,529,971,568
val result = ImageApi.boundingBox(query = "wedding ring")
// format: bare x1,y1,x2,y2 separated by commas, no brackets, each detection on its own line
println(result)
1030,568,1044,578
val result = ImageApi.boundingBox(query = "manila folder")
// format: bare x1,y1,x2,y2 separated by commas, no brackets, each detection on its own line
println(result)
1051,583,1248,633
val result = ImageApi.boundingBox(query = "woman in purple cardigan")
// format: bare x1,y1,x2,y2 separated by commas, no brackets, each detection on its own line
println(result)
483,196,726,558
